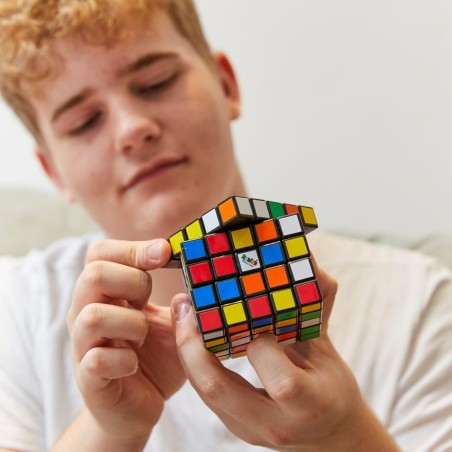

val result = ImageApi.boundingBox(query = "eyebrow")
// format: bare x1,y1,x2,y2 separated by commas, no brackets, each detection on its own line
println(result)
51,88,93,123
117,51,180,77
51,52,180,123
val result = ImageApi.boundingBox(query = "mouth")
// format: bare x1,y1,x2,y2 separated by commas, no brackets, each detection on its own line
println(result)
123,155,188,192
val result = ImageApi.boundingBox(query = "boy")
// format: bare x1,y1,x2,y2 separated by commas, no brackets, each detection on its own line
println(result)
0,1,451,450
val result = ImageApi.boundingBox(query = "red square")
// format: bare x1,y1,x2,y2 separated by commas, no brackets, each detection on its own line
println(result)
188,261,213,285
295,281,321,305
212,254,237,278
247,295,272,319
284,204,299,215
206,232,231,256
198,308,223,332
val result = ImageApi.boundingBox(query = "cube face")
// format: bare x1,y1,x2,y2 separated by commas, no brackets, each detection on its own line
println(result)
167,196,321,358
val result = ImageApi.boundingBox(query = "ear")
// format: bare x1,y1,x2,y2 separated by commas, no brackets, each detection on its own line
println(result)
35,148,76,203
212,52,241,120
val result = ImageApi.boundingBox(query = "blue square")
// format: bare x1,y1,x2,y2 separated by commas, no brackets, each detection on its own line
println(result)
252,317,273,328
216,278,242,303
192,284,217,310
182,238,207,263
260,242,285,266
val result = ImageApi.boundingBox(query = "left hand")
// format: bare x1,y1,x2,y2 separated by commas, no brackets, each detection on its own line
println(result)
170,256,399,451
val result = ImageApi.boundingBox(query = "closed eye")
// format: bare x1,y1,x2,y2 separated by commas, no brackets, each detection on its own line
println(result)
68,111,102,136
136,73,179,97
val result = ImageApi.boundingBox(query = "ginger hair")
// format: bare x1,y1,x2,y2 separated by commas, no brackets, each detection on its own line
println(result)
0,0,212,142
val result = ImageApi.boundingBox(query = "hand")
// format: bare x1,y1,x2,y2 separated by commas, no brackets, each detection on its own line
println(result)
171,256,399,451
67,239,186,445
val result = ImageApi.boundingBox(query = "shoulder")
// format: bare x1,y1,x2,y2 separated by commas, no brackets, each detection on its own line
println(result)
310,231,450,294
310,231,441,270
0,232,104,330
0,232,103,274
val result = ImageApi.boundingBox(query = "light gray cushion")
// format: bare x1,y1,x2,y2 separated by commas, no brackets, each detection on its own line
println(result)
0,188,98,256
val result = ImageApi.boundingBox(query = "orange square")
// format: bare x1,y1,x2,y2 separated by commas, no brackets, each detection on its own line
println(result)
218,198,237,224
254,220,279,243
265,265,289,289
242,272,266,296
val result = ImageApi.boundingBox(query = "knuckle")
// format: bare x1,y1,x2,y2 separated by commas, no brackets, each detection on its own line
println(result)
84,260,109,289
86,239,108,263
197,374,225,402
137,270,152,293
83,348,107,376
125,245,139,268
266,424,296,448
79,303,105,333
328,275,339,296
269,374,301,404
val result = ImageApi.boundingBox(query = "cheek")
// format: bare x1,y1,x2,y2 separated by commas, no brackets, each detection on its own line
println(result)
166,83,233,160
52,142,113,199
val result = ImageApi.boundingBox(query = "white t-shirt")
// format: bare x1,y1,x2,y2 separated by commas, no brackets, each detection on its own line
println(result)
0,232,451,451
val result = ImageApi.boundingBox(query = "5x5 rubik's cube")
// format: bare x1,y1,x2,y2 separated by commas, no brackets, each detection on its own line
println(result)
167,196,322,359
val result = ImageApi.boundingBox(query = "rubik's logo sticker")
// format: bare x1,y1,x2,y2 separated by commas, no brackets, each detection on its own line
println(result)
167,196,322,359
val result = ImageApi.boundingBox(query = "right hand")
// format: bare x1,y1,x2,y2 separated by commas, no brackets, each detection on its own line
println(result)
67,238,186,443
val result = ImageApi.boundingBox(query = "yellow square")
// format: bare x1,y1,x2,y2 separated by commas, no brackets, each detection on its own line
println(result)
169,230,185,256
285,236,309,259
185,220,204,240
231,227,254,250
300,206,317,226
272,289,296,312
205,337,227,348
223,302,247,325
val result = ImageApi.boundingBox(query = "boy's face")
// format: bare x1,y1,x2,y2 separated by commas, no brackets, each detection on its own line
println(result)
28,12,243,240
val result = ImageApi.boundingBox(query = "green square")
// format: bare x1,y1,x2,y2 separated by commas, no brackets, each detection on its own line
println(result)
277,310,297,321
268,201,285,219
301,310,321,321
299,331,320,342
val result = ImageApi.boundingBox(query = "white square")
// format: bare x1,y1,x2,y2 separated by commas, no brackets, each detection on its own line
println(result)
289,259,314,282
201,208,220,233
236,249,261,273
301,317,321,328
252,199,270,219
235,196,254,216
231,336,251,347
203,331,225,341
278,214,303,237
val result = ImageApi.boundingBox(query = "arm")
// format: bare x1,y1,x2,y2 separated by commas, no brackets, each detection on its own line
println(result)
171,257,399,451
53,239,186,450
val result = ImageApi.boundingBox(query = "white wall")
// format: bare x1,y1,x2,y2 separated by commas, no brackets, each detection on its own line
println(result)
1,0,451,238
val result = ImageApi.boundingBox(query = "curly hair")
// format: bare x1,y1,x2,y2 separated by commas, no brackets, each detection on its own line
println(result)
0,0,212,142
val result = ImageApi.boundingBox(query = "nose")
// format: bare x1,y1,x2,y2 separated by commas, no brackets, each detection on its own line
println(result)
114,107,161,157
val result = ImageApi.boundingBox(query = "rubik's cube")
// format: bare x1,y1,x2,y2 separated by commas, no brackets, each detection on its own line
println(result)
167,196,322,359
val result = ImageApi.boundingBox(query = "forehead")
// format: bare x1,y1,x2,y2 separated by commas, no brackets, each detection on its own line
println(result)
25,10,201,102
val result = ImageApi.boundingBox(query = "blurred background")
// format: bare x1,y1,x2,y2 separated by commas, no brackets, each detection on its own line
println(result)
1,0,451,240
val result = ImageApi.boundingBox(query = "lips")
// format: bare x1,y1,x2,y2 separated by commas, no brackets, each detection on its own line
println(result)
123,155,188,191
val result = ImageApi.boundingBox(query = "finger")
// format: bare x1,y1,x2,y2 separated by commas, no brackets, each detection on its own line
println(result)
86,238,172,270
67,261,152,330
310,253,338,325
170,294,277,428
247,333,308,408
78,347,138,392
72,303,148,362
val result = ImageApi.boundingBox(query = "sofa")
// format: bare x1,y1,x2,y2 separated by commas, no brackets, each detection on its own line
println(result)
1,188,451,272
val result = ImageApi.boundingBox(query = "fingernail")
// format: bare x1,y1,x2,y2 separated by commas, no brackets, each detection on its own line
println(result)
176,297,192,322
146,241,164,263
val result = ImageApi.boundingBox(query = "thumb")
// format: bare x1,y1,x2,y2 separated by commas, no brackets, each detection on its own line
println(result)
171,293,212,369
